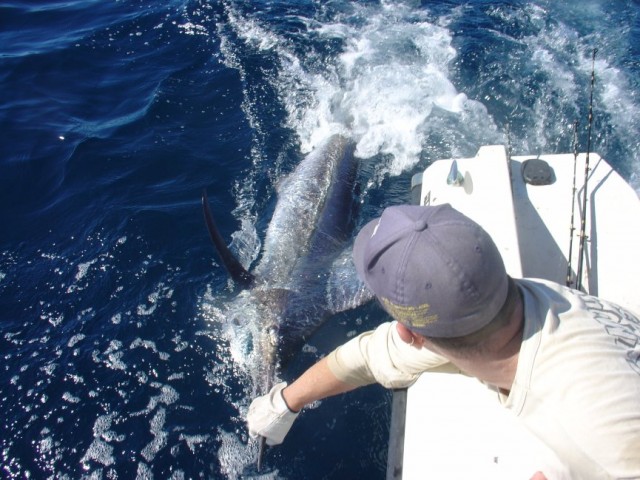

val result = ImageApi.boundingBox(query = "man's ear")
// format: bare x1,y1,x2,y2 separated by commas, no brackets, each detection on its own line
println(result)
395,322,414,344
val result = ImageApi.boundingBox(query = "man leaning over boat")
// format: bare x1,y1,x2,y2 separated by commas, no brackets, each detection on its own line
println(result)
247,204,640,479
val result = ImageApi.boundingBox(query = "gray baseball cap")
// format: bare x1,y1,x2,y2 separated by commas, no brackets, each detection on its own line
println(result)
353,204,508,337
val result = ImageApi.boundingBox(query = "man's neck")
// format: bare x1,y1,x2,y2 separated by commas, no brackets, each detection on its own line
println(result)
434,296,525,391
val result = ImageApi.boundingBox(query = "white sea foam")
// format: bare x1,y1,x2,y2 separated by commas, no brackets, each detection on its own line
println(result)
133,383,179,416
217,428,278,480
177,22,208,36
172,335,188,353
141,407,168,462
76,258,97,281
596,59,640,186
66,373,84,384
301,344,317,354
39,436,54,456
178,433,211,454
136,283,174,316
223,0,498,184
104,340,127,371
136,371,148,384
41,362,57,376
136,461,153,479
41,312,64,327
68,333,85,348
81,438,114,467
81,413,118,468
62,392,80,404
130,337,170,361
229,216,261,271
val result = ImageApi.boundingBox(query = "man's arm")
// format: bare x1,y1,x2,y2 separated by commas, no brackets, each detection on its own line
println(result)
281,356,359,412
246,328,378,446
247,322,452,445
246,356,361,445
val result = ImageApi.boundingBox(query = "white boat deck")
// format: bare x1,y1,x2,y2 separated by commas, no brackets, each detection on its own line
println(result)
402,374,569,479
394,145,640,479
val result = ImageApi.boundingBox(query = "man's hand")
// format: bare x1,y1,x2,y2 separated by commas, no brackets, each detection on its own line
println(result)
247,382,300,446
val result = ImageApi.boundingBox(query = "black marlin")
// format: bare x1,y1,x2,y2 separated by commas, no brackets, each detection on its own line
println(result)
202,134,373,464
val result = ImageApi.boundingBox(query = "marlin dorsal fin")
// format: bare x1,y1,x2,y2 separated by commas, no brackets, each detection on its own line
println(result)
202,190,254,287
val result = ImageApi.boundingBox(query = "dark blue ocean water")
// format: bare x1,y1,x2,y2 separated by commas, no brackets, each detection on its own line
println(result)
1,1,638,478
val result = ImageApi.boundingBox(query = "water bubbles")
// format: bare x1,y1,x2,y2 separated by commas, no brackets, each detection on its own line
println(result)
301,344,317,354
67,334,85,348
75,259,98,283
136,283,174,316
140,408,168,462
81,438,115,467
217,429,275,480
81,414,119,468
136,462,154,479
177,22,208,36
62,392,81,404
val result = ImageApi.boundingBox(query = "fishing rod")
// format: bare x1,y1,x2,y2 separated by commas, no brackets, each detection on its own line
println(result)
575,48,598,291
566,120,579,287
506,121,513,183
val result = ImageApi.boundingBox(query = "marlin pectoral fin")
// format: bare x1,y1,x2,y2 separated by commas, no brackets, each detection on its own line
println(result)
325,246,374,313
202,190,254,287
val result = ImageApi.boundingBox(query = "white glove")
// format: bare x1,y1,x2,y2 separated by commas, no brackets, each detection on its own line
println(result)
247,382,300,446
